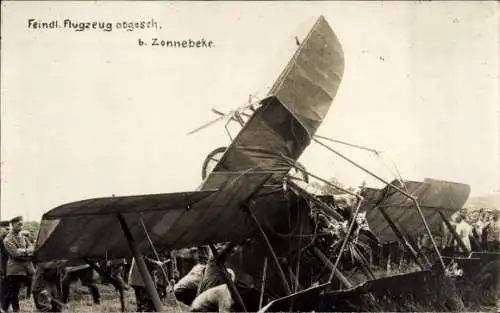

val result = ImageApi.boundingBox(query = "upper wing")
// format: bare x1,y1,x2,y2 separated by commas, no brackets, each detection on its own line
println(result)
363,179,471,243
34,172,276,263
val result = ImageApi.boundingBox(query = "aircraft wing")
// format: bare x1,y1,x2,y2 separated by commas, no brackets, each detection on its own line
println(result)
34,172,277,263
362,179,471,243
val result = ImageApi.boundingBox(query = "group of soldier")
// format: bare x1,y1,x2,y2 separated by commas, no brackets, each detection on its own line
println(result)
441,209,500,253
1,208,499,312
0,214,233,313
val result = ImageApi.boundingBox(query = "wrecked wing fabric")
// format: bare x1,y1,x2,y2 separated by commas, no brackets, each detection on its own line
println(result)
364,180,471,243
33,173,290,263
200,16,344,193
269,15,344,137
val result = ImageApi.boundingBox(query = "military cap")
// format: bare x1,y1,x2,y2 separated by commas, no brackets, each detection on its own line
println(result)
9,216,23,224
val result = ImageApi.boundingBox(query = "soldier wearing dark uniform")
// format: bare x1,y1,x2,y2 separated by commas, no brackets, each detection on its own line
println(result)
31,263,65,312
2,216,35,312
0,222,10,308
197,243,235,295
128,257,156,312
149,251,178,300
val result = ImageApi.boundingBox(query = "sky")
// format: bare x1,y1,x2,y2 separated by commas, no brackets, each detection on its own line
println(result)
1,1,499,221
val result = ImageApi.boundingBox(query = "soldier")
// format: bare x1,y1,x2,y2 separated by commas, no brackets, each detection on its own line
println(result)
479,210,490,249
454,213,473,253
173,263,206,306
190,268,235,312
31,263,65,312
148,251,178,300
0,223,10,308
128,257,156,312
18,230,33,298
197,243,235,295
98,258,130,291
485,211,500,251
2,216,35,313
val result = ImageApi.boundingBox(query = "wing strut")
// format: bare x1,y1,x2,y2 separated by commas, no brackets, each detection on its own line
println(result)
309,247,352,288
243,204,292,296
376,206,425,270
313,137,447,272
117,213,163,312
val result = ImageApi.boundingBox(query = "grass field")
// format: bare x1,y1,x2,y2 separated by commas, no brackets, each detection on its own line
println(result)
16,283,188,313
12,279,500,312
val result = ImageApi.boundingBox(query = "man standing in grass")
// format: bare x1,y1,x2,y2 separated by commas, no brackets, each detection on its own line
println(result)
128,257,156,312
2,216,35,313
0,222,10,309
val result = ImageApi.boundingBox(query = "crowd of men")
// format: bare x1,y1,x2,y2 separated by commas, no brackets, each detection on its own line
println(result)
0,216,235,312
0,208,499,312
442,209,500,253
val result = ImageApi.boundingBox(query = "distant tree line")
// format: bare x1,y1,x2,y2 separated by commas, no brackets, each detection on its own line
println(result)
22,220,40,242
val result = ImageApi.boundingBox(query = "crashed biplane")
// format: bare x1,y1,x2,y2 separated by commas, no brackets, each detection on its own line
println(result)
34,15,345,311
32,15,480,312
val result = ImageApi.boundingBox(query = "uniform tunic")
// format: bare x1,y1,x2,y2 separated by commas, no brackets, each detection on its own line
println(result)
2,231,35,312
3,232,35,276
455,220,473,252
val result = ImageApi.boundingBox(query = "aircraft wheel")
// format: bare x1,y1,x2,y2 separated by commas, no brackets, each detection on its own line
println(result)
201,146,309,183
202,146,227,179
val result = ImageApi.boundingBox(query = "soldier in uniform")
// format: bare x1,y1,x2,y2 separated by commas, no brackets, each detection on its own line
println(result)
0,222,10,308
31,263,65,312
486,211,500,251
2,216,35,312
128,257,156,312
197,243,235,295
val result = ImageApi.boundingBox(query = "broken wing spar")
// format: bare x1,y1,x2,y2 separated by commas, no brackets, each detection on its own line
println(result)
34,15,345,263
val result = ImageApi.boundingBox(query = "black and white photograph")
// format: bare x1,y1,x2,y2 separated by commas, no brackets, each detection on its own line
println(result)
1,1,499,312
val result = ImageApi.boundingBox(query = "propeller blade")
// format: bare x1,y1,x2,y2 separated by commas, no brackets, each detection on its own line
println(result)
187,115,227,135
211,108,226,116
188,96,266,135
211,108,242,123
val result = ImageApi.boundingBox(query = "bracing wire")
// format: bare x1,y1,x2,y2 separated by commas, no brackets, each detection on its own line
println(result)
312,136,447,271
136,213,184,312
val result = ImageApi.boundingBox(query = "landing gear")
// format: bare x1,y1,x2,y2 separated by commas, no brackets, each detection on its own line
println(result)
201,147,227,180
201,146,309,183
